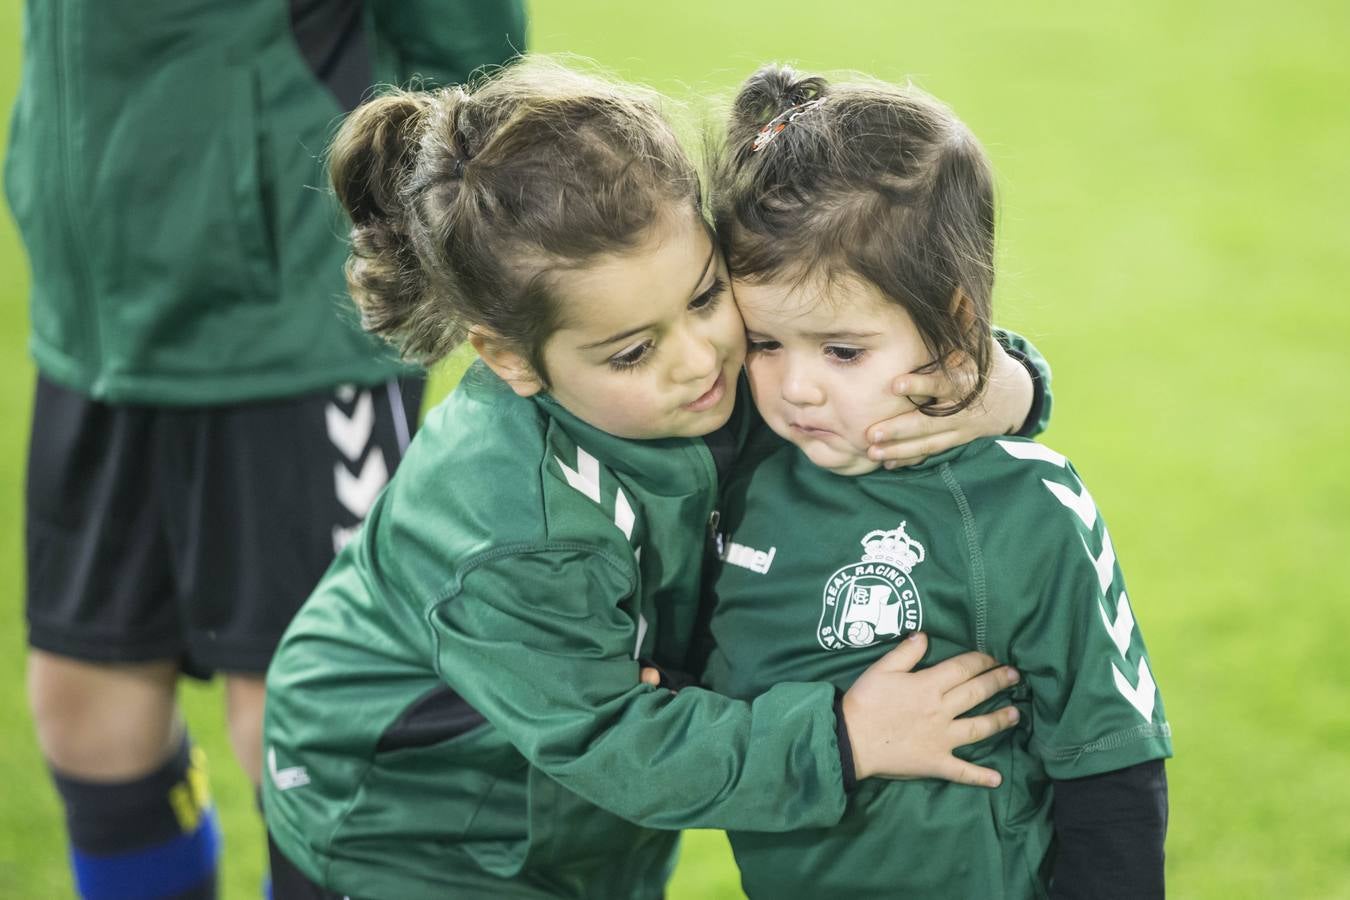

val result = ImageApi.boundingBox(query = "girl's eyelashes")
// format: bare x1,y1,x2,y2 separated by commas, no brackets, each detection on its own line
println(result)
609,339,655,371
825,345,866,364
609,278,726,372
746,339,864,362
688,276,727,314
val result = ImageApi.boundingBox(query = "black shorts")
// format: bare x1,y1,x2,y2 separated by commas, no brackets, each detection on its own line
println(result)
25,374,424,676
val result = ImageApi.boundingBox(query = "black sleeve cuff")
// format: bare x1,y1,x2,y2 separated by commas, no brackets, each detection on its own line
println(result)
832,688,858,793
1005,344,1047,438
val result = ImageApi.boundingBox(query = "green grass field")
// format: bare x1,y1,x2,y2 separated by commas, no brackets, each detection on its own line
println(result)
3,1,1349,897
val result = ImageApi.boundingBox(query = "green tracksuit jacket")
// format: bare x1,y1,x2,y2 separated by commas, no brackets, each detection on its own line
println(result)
263,364,848,900
705,433,1173,899
4,0,524,404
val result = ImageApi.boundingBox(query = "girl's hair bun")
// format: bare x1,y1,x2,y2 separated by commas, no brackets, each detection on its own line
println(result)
328,90,440,360
330,92,434,229
732,64,829,129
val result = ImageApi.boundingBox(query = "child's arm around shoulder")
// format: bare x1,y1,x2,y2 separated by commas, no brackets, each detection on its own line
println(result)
429,540,1021,833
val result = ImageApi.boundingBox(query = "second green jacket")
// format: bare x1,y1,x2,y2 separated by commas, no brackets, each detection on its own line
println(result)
263,365,849,900
5,0,525,404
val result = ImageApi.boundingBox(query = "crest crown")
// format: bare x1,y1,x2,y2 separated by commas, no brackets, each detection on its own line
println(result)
860,523,925,573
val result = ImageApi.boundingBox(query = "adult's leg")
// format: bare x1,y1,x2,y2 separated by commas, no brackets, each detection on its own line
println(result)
225,674,266,788
26,378,222,898
29,653,221,900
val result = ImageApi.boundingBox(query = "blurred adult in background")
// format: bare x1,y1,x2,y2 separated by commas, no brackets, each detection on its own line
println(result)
4,2,525,897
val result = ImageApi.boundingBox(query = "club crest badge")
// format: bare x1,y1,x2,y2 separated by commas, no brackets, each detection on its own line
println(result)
819,523,925,650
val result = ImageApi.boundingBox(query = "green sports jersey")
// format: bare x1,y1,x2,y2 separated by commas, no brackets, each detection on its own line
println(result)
705,433,1173,899
263,364,848,900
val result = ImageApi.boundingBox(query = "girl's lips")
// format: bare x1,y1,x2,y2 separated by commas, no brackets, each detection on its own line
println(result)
683,371,727,412
791,422,837,437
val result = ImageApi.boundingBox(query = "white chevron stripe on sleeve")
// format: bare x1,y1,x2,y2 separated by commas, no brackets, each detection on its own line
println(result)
634,612,648,660
1080,529,1116,594
632,546,645,657
555,448,602,503
1043,477,1098,529
615,487,636,540
1100,592,1135,657
1111,657,1157,722
995,440,1066,467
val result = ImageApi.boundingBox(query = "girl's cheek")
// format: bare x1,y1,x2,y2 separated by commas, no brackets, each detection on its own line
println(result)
746,356,775,389
721,315,748,355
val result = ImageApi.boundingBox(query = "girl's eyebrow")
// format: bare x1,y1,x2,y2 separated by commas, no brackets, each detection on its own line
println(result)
580,321,656,351
579,234,718,351
802,330,883,340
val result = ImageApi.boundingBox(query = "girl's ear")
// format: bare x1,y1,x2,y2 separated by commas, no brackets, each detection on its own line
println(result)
468,327,544,397
949,288,977,336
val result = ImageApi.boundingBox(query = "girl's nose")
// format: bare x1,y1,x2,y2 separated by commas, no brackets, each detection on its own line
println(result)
780,362,825,407
671,329,719,385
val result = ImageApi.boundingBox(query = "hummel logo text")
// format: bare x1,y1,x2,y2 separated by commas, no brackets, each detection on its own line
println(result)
723,540,777,575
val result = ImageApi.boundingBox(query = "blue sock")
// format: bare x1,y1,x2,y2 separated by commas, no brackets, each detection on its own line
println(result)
52,736,221,899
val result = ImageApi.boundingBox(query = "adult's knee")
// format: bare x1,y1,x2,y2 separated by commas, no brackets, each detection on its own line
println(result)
27,650,181,779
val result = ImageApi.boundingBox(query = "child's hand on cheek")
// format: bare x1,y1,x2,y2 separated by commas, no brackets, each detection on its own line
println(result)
866,343,1033,469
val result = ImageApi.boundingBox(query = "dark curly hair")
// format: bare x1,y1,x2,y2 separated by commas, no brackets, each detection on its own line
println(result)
711,64,997,414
